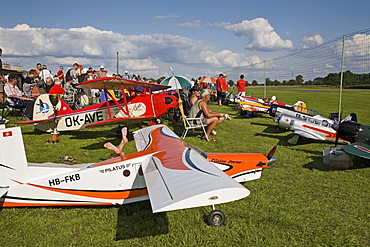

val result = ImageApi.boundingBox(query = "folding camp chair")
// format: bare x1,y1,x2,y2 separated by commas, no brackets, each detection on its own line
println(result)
181,116,209,141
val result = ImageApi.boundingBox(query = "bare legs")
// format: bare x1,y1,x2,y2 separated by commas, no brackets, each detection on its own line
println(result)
104,127,128,157
204,117,224,141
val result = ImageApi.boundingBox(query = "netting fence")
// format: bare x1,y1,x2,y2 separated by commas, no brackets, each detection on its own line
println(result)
226,28,370,88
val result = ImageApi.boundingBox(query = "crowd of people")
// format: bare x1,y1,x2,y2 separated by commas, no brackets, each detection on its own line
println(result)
0,48,246,140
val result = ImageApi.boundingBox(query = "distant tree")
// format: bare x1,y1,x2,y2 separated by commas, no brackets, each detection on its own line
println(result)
295,75,304,85
228,80,234,87
251,80,258,86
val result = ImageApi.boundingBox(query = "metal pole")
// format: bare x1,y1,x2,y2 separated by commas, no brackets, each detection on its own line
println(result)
116,52,119,75
264,60,266,98
339,35,345,120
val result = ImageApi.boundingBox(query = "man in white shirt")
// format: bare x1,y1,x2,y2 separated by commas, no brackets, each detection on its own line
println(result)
4,75,35,120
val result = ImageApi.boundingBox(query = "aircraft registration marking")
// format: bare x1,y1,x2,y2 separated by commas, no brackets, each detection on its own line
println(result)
64,111,104,127
48,174,81,186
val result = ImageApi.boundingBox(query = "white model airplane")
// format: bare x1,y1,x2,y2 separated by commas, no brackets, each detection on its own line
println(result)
0,124,276,226
269,104,351,145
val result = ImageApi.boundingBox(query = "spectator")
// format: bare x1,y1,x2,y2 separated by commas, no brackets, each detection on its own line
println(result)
188,89,229,141
23,69,37,98
97,65,105,78
188,85,201,106
39,65,53,82
49,79,65,95
65,63,79,84
45,77,54,93
57,66,65,82
237,74,247,97
4,75,35,120
122,71,130,79
35,63,42,77
216,73,227,105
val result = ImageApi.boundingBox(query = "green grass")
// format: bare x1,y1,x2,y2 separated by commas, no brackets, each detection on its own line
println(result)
0,87,369,246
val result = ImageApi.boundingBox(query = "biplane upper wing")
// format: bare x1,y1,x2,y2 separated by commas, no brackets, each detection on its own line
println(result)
76,77,171,92
133,125,250,213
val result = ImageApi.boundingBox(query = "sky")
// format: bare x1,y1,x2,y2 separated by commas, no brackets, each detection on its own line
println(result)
0,0,369,80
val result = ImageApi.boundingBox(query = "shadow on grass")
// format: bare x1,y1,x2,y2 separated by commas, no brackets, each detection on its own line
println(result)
115,200,169,241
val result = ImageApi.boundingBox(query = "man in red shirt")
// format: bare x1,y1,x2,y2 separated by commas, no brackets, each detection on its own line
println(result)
57,66,65,82
216,73,227,105
237,74,247,97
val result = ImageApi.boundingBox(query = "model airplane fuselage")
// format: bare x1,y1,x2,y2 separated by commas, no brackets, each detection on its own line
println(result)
0,125,275,225
29,93,178,132
238,96,287,114
332,119,370,159
17,77,178,131
269,104,347,144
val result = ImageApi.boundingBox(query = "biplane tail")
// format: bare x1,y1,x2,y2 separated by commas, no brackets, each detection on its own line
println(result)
0,127,29,196
33,94,73,121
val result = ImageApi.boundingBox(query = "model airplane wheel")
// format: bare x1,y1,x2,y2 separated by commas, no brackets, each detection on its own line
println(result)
275,126,281,131
207,210,226,226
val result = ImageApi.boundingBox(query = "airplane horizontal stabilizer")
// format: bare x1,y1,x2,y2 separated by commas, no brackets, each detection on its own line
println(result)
342,142,370,159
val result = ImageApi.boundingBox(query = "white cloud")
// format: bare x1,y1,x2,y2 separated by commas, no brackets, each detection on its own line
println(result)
178,20,201,29
303,34,324,48
0,24,262,77
221,18,293,51
154,14,180,19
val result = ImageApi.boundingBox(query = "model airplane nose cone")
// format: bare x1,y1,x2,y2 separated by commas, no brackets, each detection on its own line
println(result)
332,123,340,131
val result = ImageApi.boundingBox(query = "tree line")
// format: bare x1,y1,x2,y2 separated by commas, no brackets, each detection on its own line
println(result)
227,70,370,87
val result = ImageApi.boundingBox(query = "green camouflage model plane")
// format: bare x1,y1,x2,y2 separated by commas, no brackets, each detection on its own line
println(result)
332,115,370,159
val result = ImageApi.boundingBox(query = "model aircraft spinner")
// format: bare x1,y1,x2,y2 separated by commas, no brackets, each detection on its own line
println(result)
0,124,276,226
17,77,178,132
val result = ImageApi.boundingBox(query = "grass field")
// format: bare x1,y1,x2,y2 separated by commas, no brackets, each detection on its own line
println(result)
0,86,369,246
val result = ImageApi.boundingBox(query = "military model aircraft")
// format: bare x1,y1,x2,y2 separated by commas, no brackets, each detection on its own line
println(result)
332,116,370,159
17,77,178,132
0,124,276,226
267,103,351,145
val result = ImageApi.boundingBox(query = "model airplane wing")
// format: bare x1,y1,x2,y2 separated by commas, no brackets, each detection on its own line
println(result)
76,77,171,91
134,125,250,213
341,142,370,159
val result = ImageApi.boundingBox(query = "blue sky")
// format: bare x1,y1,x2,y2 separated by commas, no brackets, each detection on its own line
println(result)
0,0,369,79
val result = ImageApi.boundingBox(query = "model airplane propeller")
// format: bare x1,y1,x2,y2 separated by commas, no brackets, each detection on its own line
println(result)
331,114,370,159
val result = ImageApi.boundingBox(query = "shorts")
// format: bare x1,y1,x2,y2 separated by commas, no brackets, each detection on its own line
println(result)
217,91,225,101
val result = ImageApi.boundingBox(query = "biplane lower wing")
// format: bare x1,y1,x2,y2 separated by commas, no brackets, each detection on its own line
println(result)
134,125,250,213
85,116,156,128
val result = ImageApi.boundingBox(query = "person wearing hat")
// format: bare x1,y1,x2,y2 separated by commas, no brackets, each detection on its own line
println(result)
97,65,105,78
189,85,201,106
122,71,130,80
216,73,227,106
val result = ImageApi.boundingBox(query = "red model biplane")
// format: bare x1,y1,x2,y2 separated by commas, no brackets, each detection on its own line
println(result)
17,77,178,132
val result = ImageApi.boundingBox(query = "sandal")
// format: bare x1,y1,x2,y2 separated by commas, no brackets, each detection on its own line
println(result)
59,156,77,162
201,136,216,142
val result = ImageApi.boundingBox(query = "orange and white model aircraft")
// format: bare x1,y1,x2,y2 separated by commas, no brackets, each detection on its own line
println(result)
17,77,178,132
0,124,276,226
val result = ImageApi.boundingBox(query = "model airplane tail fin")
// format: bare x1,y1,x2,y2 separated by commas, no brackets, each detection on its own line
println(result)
33,94,73,121
0,127,29,186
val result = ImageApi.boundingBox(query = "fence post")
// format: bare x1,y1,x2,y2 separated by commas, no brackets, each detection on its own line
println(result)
339,35,345,120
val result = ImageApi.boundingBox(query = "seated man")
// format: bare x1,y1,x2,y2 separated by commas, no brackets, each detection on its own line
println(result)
188,89,229,141
188,85,201,106
4,74,35,120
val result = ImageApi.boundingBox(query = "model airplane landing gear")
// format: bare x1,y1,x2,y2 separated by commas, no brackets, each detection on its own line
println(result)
207,205,226,226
